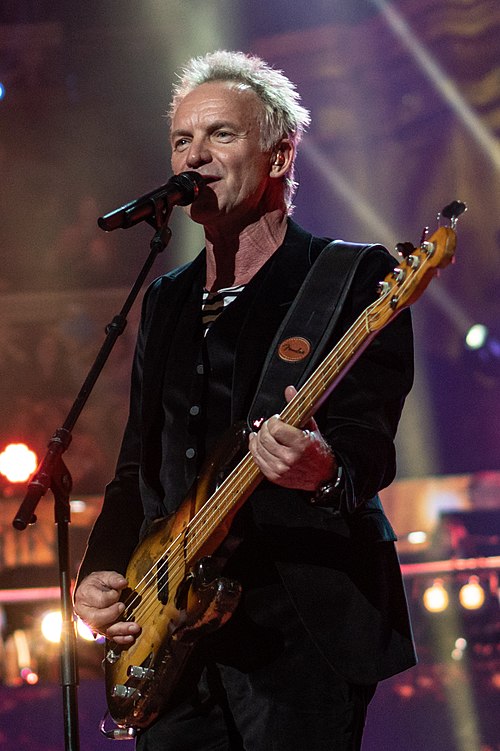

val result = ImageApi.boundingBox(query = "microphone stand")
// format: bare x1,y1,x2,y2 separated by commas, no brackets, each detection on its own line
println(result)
12,199,175,751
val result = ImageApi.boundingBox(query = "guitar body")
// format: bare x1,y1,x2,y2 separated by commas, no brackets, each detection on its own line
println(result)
104,424,248,729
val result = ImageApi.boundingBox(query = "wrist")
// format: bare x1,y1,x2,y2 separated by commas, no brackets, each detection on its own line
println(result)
310,465,343,506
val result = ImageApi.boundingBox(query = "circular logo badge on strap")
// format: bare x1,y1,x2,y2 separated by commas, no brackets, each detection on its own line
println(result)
278,337,311,362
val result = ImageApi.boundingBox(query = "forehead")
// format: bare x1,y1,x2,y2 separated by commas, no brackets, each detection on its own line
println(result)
171,80,264,128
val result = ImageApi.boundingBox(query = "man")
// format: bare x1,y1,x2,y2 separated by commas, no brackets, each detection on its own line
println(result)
74,50,416,750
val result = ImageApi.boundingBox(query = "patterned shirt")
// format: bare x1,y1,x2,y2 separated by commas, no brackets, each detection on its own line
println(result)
201,284,245,332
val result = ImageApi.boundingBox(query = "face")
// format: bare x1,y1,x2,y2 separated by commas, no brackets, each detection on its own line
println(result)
170,81,277,230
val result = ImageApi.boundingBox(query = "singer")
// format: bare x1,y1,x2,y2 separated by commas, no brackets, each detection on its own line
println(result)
74,51,416,750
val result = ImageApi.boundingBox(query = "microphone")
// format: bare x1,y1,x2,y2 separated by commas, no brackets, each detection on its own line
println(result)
97,171,205,231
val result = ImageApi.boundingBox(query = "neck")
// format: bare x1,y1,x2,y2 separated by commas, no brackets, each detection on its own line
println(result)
204,209,288,291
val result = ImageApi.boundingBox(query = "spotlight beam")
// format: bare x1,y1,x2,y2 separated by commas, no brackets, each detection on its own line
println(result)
302,140,475,333
302,140,468,476
371,0,500,170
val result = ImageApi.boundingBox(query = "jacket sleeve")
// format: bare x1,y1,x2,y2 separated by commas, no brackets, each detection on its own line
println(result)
316,245,414,512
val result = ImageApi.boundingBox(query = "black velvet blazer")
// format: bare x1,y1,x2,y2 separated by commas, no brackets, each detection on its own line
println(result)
78,219,416,684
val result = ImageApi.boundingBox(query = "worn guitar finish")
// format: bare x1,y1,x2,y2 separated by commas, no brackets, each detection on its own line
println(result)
103,220,459,736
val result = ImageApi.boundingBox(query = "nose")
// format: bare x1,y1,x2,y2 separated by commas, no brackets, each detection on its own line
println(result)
185,138,212,169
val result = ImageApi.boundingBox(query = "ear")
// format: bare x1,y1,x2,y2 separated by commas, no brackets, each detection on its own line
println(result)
269,138,294,179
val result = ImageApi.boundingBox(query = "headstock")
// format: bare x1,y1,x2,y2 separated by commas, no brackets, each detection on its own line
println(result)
367,201,466,331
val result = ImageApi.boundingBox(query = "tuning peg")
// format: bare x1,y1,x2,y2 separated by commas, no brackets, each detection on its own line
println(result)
395,242,415,258
439,200,467,229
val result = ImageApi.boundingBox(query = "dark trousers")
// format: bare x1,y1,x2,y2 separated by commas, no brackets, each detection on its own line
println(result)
136,577,376,751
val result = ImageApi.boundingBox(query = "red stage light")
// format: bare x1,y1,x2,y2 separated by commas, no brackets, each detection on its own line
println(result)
0,443,38,483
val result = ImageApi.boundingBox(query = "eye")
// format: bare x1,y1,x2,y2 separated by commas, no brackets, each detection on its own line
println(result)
173,137,190,152
214,130,234,142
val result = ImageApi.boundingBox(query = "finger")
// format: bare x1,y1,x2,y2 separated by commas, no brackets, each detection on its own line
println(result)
248,431,285,477
75,600,126,631
91,571,129,593
106,620,142,645
79,572,128,603
250,430,303,484
263,416,310,451
77,570,128,592
96,571,128,591
108,634,139,647
74,571,130,630
250,420,294,464
255,416,285,455
76,584,122,612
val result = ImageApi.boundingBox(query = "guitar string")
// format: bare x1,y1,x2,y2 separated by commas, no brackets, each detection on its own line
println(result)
118,251,435,628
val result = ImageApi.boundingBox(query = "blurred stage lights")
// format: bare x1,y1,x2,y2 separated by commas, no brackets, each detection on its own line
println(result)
465,324,489,350
40,610,63,643
459,576,486,610
2,610,102,687
0,442,38,483
422,576,489,613
465,324,500,375
407,531,428,545
451,637,468,661
12,630,39,685
40,609,96,643
423,579,449,613
20,666,39,685
0,82,5,100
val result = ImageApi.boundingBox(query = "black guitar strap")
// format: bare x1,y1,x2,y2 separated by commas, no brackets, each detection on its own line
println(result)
247,239,376,427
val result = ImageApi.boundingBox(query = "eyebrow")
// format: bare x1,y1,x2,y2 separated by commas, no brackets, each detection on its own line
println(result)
170,120,245,141
170,129,190,142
